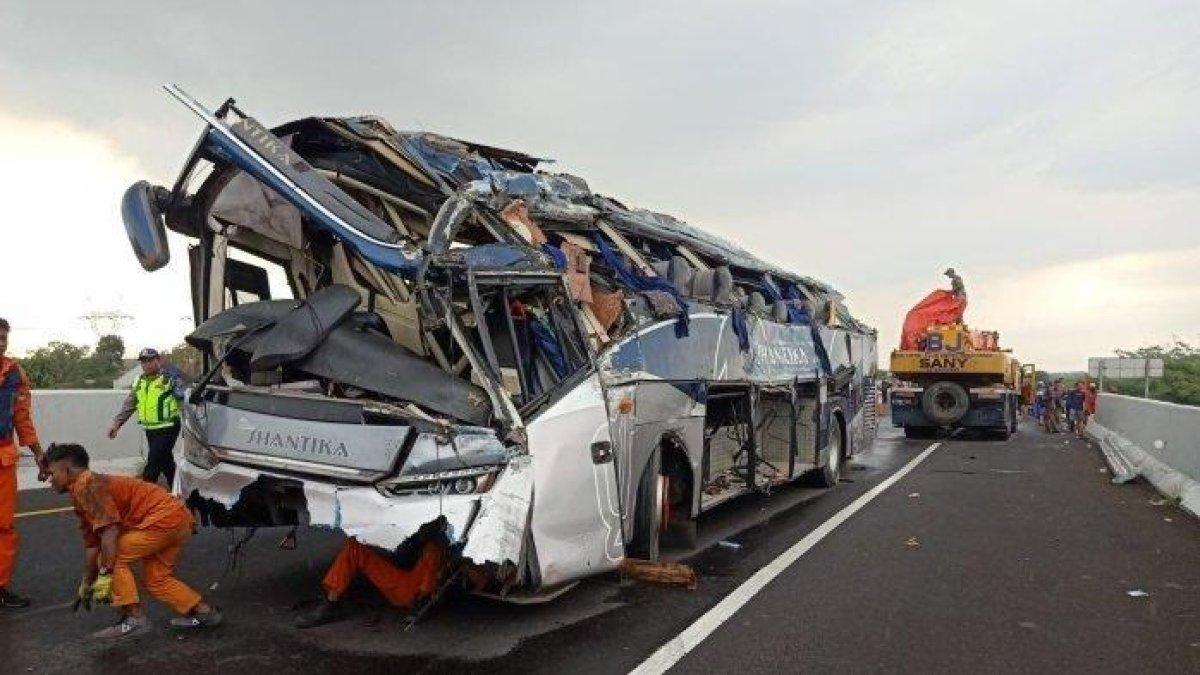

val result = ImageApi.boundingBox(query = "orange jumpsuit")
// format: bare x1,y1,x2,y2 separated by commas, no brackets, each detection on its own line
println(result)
0,356,39,588
69,470,201,613
322,537,445,608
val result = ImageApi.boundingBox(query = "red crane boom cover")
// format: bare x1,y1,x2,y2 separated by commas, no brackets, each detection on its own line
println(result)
900,290,967,350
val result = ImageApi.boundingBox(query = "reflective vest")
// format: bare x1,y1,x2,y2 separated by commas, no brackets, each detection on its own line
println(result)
135,374,180,429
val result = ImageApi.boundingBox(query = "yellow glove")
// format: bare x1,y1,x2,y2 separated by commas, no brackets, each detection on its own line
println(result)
72,579,93,612
91,572,114,605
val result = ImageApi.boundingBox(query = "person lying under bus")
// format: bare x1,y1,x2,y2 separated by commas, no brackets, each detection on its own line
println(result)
44,443,222,639
297,522,448,629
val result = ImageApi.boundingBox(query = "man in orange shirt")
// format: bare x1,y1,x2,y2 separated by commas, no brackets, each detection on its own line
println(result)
0,317,46,610
296,526,447,629
44,443,223,638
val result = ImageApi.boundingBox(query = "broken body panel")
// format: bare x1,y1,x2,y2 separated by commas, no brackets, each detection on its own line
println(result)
125,87,878,597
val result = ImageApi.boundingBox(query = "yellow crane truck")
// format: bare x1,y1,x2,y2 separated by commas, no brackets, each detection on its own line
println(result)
889,323,1027,439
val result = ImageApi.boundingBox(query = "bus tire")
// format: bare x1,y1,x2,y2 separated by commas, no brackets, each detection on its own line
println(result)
628,450,664,560
815,418,844,488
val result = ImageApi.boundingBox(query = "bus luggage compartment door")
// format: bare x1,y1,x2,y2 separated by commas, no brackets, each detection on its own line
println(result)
526,373,624,587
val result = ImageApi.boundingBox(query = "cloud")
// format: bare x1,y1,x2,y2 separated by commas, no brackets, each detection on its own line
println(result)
853,248,1200,371
1,1,1199,369
0,112,193,355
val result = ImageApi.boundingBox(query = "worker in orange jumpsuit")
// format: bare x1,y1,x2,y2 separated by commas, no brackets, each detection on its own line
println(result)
44,443,223,639
0,317,46,610
296,531,447,628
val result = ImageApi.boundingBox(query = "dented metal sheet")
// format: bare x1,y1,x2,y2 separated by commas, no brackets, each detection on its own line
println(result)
178,459,478,551
526,374,624,587
177,460,257,510
332,488,477,550
461,455,533,565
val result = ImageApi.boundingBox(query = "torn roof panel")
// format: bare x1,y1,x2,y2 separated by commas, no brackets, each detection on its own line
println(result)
257,108,859,323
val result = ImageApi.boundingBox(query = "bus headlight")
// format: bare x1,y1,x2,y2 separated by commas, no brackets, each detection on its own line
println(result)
377,466,500,498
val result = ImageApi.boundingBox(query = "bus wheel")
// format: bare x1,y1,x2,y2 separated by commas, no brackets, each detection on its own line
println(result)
816,421,844,488
629,450,664,560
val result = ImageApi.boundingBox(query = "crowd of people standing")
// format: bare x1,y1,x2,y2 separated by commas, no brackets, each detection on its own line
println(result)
1033,378,1096,435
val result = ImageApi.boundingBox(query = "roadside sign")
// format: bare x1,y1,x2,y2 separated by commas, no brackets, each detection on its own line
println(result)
1087,357,1164,378
1088,357,1164,398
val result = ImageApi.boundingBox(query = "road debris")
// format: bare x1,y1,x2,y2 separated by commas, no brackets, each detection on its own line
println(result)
620,558,698,590
1126,589,1150,597
907,492,920,498
1149,498,1168,506
717,540,743,550
905,537,921,548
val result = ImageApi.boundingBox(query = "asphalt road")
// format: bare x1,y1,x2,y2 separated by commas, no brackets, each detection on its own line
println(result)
2,421,1197,674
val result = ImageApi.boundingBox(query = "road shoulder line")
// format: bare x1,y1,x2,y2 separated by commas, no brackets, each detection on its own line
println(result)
630,442,942,675
15,506,73,519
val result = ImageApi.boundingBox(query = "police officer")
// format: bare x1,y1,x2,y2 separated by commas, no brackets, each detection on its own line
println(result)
106,348,185,487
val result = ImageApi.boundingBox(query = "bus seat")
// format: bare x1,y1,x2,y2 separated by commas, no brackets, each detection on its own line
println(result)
691,268,715,303
772,301,789,323
747,292,768,316
712,266,733,306
731,286,748,309
669,256,695,296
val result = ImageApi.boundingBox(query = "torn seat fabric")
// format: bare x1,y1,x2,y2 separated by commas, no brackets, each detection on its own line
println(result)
591,233,689,337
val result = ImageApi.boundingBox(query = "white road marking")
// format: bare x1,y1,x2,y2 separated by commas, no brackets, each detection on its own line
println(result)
15,506,73,519
0,601,73,623
630,442,942,675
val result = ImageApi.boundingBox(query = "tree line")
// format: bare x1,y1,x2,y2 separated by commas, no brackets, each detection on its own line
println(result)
1107,341,1200,406
20,336,201,389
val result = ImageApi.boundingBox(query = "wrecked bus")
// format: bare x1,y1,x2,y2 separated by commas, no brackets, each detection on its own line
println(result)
119,85,878,598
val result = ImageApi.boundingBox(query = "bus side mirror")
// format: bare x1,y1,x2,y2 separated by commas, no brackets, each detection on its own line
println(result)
121,180,171,271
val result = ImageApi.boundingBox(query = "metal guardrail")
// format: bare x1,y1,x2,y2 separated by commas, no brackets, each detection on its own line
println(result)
1087,393,1200,516
1094,428,1138,484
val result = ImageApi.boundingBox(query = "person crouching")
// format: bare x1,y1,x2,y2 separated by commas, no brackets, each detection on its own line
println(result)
297,520,448,629
44,443,222,639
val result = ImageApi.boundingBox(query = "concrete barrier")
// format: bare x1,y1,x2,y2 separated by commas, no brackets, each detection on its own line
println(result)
15,390,147,490
1086,393,1200,517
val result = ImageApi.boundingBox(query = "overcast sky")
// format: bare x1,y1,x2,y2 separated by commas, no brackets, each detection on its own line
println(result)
2,1,1198,370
